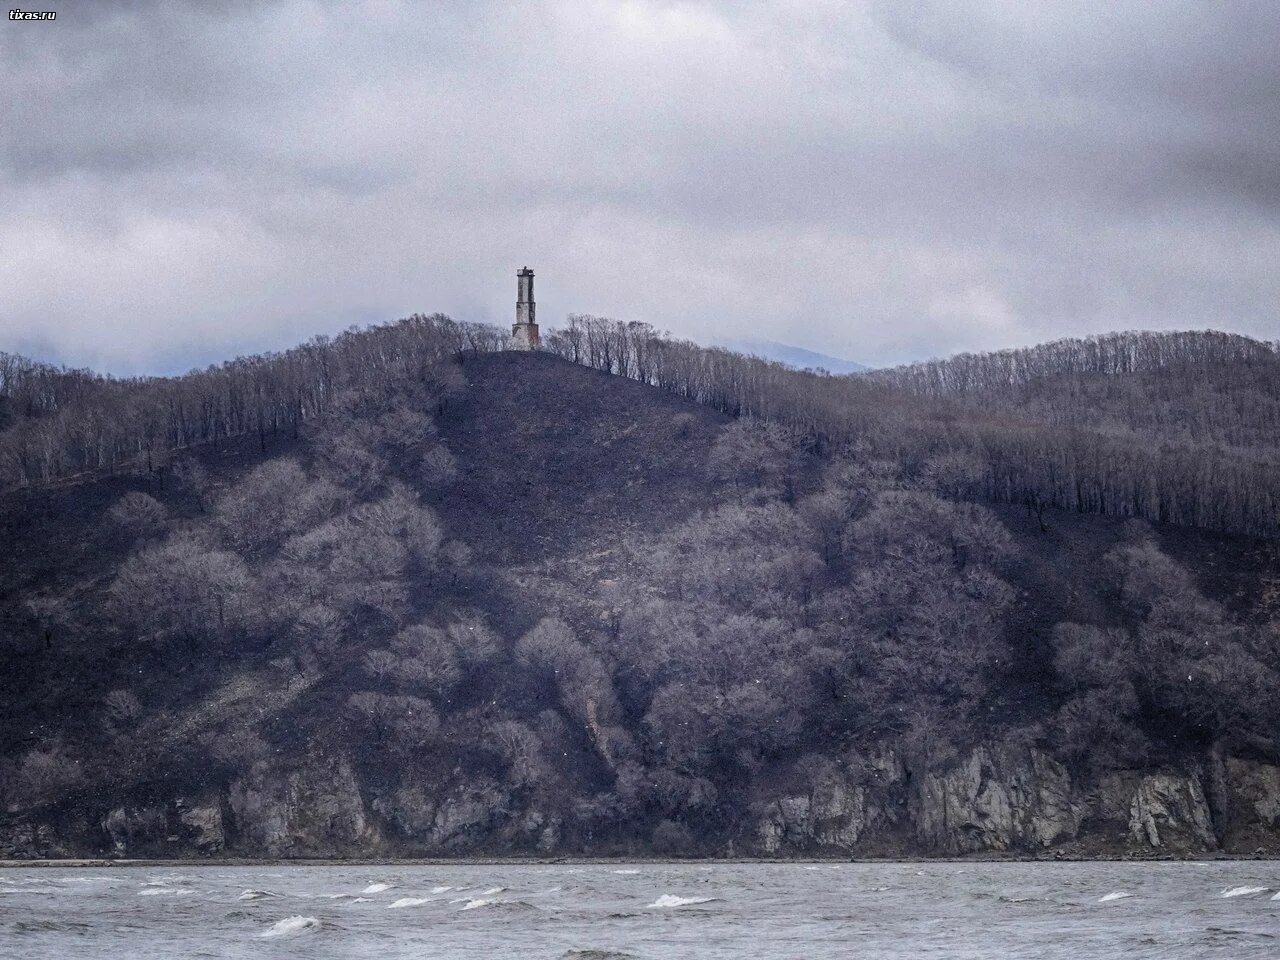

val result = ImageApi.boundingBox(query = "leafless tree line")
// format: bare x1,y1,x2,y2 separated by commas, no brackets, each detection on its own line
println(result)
4,313,1277,537
545,318,1280,537
0,314,505,485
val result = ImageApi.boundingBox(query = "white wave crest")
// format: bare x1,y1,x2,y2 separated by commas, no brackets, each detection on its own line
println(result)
237,890,278,901
612,870,640,875
1098,892,1132,903
646,894,717,909
139,888,195,897
430,885,453,894
1221,886,1268,898
481,886,506,895
361,883,393,894
259,916,320,938
388,897,434,909
461,898,497,910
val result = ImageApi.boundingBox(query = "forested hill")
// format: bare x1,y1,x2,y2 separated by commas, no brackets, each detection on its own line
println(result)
2,319,1280,860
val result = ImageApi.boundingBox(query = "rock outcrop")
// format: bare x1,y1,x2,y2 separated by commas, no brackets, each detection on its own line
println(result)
746,741,1277,857
911,745,1084,854
227,755,377,856
1095,773,1217,851
6,744,1280,858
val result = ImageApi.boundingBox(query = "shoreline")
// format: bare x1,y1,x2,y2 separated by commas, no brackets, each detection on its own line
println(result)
3,852,1276,868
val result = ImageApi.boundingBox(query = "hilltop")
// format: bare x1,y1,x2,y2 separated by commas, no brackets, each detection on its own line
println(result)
1,320,1279,860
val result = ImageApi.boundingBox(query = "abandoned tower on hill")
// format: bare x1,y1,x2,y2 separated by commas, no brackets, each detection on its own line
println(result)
512,266,539,350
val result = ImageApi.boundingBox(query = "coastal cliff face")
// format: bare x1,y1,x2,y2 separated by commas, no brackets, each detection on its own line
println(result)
752,744,1280,858
4,743,1279,860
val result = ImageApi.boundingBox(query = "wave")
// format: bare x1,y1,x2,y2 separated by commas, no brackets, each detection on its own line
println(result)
646,894,717,909
237,889,280,902
481,886,507,895
1098,892,1133,903
259,916,321,938
388,897,435,909
430,885,453,894
361,883,394,894
1221,886,1268,898
562,951,639,960
139,888,195,897
460,898,536,912
612,870,640,875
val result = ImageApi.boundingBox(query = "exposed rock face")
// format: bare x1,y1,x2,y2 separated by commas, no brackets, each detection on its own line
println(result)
103,805,168,855
757,784,868,854
227,755,377,856
6,746,1279,858
911,745,1084,854
1226,759,1280,828
425,781,509,850
178,804,226,853
1114,775,1217,850
0,819,71,858
372,777,510,852
747,743,1277,856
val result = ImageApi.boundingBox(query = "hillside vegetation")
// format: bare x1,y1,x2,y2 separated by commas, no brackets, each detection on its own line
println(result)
1,318,1279,859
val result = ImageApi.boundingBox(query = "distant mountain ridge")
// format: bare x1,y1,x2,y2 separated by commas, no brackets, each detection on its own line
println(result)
716,337,868,374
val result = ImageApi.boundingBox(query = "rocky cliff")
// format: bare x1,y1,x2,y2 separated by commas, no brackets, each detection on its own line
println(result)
5,741,1279,860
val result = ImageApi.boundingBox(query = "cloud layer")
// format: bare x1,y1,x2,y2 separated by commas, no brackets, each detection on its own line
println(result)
2,0,1277,372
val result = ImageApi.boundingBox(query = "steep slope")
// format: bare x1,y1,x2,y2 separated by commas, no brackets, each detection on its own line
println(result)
1,346,1279,861
440,351,730,565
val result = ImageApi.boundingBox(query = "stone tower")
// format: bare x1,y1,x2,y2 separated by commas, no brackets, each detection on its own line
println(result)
512,266,539,350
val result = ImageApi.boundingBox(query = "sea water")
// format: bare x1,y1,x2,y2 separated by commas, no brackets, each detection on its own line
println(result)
1,860,1278,958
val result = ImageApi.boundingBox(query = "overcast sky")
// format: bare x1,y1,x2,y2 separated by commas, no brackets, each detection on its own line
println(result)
2,0,1278,374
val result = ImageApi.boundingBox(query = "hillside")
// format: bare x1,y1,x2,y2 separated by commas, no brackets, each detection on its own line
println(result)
2,326,1280,860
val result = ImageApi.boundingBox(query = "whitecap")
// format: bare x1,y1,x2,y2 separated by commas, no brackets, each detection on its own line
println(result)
259,916,320,938
1098,892,1133,903
646,894,717,909
238,890,278,902
1270,891,1280,901
612,870,640,876
361,883,393,894
388,897,434,909
1221,886,1268,898
139,888,195,897
430,885,453,894
481,886,506,895
461,898,497,910
351,897,374,903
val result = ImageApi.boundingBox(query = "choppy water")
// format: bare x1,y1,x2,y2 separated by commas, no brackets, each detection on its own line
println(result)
2,861,1278,959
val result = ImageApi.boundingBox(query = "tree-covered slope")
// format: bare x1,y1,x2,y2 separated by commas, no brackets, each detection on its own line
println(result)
1,325,1279,859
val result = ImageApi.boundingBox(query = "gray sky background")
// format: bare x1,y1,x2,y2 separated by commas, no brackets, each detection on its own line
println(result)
2,0,1278,374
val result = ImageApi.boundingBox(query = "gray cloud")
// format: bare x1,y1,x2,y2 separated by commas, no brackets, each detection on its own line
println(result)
1,0,1277,373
